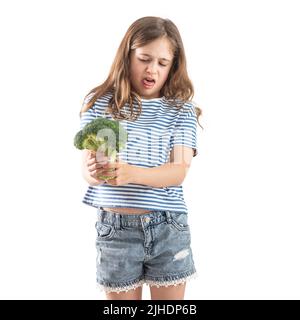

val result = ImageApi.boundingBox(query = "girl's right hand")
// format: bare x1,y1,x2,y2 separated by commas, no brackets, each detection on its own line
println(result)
82,150,109,186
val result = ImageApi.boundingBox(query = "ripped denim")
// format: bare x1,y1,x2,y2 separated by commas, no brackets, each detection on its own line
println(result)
95,207,197,294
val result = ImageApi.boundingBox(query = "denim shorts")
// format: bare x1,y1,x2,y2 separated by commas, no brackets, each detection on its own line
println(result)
95,207,197,294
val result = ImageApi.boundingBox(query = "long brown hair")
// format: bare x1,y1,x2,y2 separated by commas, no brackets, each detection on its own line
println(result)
80,16,203,128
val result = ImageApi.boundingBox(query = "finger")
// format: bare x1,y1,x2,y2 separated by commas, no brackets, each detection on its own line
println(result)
99,170,116,177
88,163,101,172
105,178,116,186
86,156,96,165
96,168,116,177
98,167,116,175
105,162,120,169
87,156,109,166
87,150,96,159
91,170,111,180
90,170,102,179
98,158,109,165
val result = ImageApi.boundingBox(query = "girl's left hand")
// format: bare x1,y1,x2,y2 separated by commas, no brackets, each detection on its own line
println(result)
100,159,136,186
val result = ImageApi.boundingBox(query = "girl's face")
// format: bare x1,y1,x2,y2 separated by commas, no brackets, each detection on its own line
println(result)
129,37,174,99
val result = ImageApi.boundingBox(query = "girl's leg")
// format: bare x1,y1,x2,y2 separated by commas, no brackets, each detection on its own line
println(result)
150,282,186,300
105,286,143,300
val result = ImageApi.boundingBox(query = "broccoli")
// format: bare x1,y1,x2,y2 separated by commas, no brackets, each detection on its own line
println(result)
74,117,127,180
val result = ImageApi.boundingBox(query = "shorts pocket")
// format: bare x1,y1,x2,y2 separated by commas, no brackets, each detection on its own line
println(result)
95,221,116,240
170,212,189,231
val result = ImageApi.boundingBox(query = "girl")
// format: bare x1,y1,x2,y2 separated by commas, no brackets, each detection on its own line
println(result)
79,16,202,300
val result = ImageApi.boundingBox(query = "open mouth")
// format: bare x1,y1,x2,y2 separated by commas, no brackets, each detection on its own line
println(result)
142,77,155,88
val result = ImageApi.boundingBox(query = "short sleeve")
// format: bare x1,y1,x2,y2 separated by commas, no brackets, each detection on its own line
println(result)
170,103,198,157
79,93,97,130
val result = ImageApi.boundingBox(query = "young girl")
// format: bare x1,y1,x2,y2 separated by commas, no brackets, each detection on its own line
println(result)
79,16,202,300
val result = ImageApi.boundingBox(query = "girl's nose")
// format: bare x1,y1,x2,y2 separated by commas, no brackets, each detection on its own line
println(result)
146,62,157,74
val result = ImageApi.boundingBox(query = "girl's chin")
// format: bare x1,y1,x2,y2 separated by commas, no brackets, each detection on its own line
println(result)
132,84,161,99
138,87,161,99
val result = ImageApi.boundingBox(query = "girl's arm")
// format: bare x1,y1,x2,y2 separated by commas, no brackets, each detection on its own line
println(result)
134,145,194,187
104,145,194,188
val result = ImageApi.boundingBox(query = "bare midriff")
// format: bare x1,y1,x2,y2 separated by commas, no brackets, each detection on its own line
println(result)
102,207,151,214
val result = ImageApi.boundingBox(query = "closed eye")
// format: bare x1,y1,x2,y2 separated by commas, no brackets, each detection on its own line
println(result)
138,58,168,67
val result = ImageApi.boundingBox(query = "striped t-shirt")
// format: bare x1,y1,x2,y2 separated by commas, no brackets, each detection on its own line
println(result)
79,92,198,214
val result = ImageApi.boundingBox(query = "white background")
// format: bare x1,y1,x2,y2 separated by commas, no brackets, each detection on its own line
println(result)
0,0,299,299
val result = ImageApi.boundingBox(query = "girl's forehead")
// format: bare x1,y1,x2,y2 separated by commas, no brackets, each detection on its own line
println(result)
133,38,174,60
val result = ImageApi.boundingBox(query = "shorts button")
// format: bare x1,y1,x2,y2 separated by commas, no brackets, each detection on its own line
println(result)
144,217,151,223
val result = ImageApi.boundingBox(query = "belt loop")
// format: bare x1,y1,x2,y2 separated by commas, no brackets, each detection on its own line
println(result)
165,211,172,224
114,213,121,230
97,207,102,222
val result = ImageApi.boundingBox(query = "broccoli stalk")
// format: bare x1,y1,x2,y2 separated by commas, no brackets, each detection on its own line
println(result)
74,117,127,180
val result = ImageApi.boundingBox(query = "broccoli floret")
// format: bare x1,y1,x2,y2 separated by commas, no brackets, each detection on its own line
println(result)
74,117,127,180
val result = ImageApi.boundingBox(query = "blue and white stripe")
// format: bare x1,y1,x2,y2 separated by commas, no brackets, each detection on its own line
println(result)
79,92,198,214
